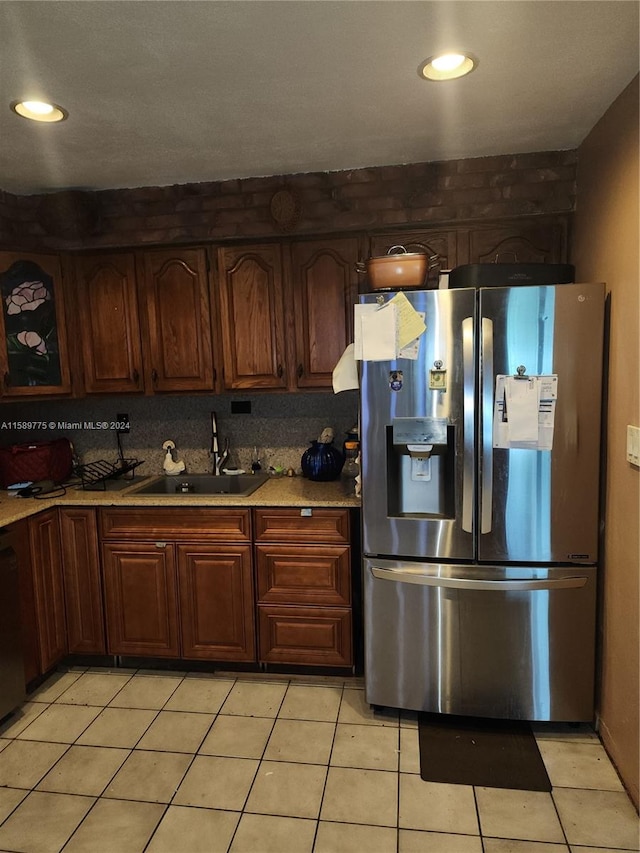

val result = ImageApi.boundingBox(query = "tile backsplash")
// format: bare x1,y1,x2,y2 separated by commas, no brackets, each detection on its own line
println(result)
0,391,359,478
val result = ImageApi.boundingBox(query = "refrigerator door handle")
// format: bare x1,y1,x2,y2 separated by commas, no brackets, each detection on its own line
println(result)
480,316,494,533
370,566,588,591
462,316,474,533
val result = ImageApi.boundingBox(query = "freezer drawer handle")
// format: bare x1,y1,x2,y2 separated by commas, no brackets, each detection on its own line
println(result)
370,566,588,591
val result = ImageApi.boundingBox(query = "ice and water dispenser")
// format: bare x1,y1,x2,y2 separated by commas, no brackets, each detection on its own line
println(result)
386,416,455,518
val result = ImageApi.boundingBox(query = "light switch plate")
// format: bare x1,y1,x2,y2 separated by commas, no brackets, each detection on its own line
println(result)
626,425,640,466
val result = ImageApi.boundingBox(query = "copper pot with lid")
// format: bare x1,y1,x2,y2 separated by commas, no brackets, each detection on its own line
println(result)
355,245,440,291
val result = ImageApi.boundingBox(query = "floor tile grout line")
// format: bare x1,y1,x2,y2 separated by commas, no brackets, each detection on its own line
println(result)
47,668,218,853
132,672,240,850
222,677,292,853
395,721,401,853
309,681,344,852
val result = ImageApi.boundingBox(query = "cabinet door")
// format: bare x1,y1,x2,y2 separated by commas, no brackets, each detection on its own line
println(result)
217,244,287,389
177,544,255,661
59,508,106,654
289,238,359,389
74,253,144,393
0,252,72,397
369,230,458,273
29,509,67,672
464,219,568,265
141,248,214,391
12,518,40,684
102,542,179,657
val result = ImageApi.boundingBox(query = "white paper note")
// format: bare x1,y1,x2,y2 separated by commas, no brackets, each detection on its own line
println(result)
353,304,378,359
493,374,558,450
505,376,540,442
332,343,359,393
361,303,397,360
354,303,398,361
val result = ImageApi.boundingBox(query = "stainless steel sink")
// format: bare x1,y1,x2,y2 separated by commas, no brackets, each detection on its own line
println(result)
129,472,270,497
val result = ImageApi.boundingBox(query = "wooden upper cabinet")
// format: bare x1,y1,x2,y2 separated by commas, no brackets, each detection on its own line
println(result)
369,230,458,275
140,247,215,392
463,219,568,265
289,237,359,389
0,251,72,397
216,244,287,390
74,252,144,394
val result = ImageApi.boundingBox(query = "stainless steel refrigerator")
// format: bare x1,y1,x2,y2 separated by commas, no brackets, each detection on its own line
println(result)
360,282,604,721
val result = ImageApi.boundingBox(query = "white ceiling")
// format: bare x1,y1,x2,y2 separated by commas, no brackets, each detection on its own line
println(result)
1,0,638,195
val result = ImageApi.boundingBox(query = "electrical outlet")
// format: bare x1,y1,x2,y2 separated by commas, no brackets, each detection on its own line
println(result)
116,413,130,434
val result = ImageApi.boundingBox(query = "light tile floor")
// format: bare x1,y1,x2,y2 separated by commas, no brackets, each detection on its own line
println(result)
0,667,636,853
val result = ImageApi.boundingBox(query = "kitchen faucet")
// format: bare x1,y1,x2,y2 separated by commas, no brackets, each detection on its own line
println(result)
210,411,220,474
210,411,230,474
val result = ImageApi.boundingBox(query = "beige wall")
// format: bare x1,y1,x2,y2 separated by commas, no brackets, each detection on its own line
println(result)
573,74,639,807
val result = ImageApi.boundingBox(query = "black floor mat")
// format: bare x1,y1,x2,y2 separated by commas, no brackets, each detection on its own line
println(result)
417,712,552,791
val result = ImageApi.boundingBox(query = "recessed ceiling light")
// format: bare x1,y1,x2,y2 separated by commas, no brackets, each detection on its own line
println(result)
418,53,477,81
10,100,68,122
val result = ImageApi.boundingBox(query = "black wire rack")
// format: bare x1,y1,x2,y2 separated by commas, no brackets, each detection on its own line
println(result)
74,457,143,490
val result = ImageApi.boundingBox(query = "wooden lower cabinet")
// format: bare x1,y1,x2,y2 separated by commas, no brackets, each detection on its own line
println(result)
99,508,255,663
28,510,67,673
59,508,105,654
178,544,255,661
102,542,180,658
12,518,40,684
254,508,353,668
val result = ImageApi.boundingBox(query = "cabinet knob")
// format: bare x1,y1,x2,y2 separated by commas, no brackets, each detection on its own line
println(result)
154,541,167,549
296,364,303,379
132,368,139,383
151,369,158,383
277,364,283,379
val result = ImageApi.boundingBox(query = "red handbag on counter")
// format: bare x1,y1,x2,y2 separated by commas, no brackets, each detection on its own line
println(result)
0,438,73,487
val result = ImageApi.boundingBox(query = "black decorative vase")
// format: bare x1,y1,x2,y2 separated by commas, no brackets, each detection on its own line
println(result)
301,440,344,482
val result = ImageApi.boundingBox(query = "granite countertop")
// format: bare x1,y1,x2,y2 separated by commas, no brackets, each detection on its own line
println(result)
0,475,360,527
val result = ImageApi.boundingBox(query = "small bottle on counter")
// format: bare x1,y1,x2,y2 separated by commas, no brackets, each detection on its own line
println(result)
250,447,262,474
341,441,360,497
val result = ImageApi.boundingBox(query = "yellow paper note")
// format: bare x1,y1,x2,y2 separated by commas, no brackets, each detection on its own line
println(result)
389,291,427,349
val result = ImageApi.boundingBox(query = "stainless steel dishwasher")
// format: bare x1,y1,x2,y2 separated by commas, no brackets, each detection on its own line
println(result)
0,530,25,720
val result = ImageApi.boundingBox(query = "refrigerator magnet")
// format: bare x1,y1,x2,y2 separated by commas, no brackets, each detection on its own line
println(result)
389,370,403,391
429,362,447,391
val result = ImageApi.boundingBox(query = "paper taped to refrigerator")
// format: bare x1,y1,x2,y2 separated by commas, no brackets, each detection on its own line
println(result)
355,302,397,360
354,294,426,361
389,292,427,349
493,374,558,450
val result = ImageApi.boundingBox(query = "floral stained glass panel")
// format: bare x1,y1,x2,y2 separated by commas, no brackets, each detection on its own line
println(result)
1,259,63,387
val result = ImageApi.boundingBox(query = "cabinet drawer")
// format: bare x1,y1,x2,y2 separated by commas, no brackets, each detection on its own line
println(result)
256,544,351,605
254,508,349,544
100,508,251,541
258,605,352,667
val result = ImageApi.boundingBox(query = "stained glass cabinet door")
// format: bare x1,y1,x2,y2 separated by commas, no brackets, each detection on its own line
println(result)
0,252,72,397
